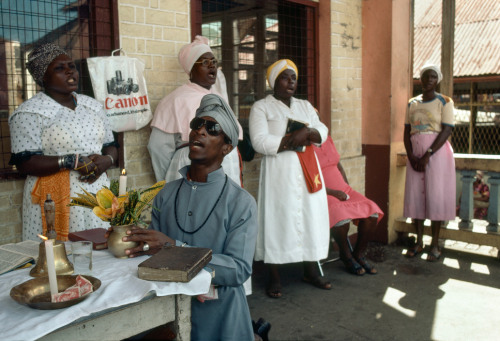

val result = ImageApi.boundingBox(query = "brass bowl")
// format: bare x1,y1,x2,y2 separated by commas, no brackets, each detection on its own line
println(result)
10,275,101,310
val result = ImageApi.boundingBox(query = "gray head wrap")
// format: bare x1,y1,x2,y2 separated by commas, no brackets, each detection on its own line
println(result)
195,94,239,148
26,43,70,85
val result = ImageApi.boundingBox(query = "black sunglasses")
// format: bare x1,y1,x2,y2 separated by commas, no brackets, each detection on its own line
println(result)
190,117,232,144
190,117,224,136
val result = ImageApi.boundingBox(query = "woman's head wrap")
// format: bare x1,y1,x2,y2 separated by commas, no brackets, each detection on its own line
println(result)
420,62,443,84
266,59,298,89
178,35,213,75
195,94,239,148
26,43,70,85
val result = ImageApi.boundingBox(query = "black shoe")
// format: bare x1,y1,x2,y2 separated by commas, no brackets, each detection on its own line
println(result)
253,318,271,341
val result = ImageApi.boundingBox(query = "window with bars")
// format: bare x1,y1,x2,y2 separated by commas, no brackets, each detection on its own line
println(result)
193,0,318,126
0,0,117,178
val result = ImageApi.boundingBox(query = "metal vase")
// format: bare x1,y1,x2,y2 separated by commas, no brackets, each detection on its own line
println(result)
107,225,138,258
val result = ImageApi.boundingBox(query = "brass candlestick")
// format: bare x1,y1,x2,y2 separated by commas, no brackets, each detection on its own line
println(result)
30,194,74,277
30,241,74,277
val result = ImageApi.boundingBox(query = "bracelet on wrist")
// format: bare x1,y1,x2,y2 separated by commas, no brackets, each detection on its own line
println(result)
62,154,80,170
105,154,114,165
57,156,64,169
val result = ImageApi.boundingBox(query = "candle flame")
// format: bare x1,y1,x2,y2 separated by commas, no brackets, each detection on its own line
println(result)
38,234,48,241
121,169,127,175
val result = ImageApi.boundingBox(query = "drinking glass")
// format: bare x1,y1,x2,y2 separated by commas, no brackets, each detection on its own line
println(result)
71,241,93,275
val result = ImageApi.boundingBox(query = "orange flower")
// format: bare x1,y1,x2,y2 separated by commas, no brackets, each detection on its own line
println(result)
92,188,127,221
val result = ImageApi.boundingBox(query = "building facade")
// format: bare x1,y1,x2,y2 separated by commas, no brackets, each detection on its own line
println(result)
1,0,406,245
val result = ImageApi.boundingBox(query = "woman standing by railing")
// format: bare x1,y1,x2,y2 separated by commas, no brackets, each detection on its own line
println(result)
404,63,456,262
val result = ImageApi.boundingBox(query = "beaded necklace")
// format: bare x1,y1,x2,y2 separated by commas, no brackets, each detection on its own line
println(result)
174,174,228,234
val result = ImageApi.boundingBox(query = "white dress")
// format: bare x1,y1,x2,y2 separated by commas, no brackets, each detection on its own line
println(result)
249,95,330,264
9,92,115,241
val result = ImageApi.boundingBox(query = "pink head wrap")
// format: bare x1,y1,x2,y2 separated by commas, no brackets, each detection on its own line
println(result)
178,35,213,75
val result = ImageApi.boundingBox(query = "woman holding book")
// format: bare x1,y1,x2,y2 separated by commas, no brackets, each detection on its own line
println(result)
249,59,330,298
8,43,117,241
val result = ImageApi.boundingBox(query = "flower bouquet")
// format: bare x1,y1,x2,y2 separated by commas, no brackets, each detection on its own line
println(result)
69,180,165,226
69,179,165,258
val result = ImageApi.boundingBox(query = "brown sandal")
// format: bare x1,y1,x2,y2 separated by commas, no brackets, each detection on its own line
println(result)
356,257,377,274
406,244,423,258
266,282,282,298
302,276,332,290
342,257,365,276
427,247,441,262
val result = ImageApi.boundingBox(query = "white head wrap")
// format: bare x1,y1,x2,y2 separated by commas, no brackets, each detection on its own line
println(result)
196,94,239,148
266,59,298,89
420,62,443,84
178,35,213,75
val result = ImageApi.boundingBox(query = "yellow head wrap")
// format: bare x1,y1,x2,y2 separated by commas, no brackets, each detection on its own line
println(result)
266,59,298,89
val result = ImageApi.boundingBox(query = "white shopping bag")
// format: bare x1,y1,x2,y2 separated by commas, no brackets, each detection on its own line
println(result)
87,49,152,132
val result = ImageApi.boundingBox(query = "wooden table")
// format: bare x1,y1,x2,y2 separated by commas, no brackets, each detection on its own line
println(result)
39,293,192,340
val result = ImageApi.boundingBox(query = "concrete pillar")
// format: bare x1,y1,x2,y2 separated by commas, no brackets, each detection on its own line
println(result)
486,172,500,232
362,0,412,243
458,170,475,229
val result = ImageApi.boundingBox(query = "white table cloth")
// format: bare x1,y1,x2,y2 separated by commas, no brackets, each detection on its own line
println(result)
0,246,211,340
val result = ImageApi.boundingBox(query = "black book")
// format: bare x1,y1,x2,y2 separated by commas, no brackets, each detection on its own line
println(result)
285,119,309,152
286,118,309,134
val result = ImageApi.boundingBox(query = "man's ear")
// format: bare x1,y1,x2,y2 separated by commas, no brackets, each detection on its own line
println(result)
222,143,233,156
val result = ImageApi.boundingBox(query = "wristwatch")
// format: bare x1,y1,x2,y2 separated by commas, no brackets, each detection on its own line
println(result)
427,148,433,155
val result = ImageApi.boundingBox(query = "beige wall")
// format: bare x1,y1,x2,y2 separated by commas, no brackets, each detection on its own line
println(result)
330,0,366,195
117,0,192,190
0,180,24,244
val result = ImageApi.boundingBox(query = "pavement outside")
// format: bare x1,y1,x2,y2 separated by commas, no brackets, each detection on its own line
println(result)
247,238,500,341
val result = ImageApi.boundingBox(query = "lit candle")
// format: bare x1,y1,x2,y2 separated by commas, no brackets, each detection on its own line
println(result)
39,235,58,301
119,169,127,196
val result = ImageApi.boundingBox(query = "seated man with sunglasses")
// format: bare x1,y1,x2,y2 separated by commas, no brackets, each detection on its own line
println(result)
121,94,258,341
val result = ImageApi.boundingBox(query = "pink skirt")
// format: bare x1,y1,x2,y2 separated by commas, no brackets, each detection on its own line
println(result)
404,133,456,221
314,136,384,228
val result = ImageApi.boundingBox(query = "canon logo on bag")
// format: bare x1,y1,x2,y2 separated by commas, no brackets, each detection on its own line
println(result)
105,95,148,109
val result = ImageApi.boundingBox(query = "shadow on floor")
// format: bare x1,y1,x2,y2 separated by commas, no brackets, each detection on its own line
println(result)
248,243,500,340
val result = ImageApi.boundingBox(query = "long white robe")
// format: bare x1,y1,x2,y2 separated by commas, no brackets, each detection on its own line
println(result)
249,95,330,264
